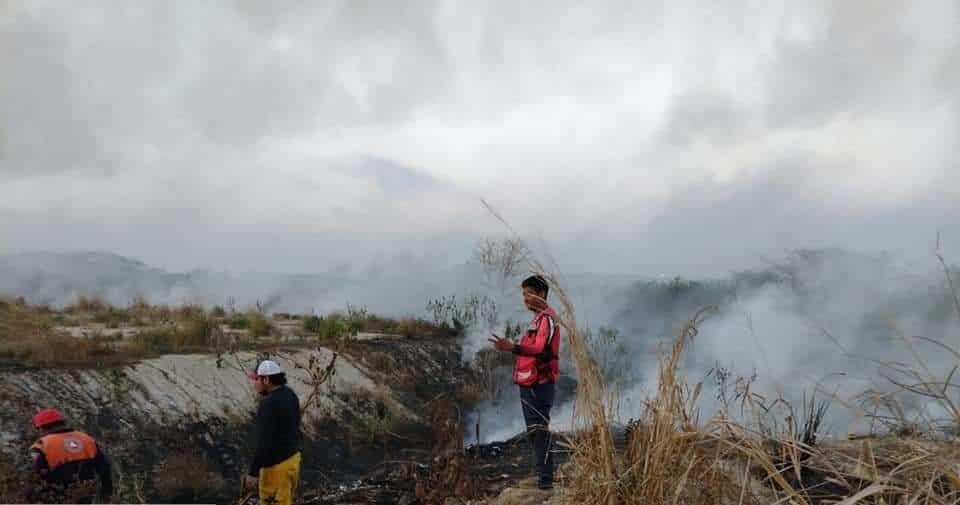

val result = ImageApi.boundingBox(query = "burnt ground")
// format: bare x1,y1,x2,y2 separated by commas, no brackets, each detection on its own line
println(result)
0,333,514,504
300,432,572,505
0,333,580,504
137,334,481,504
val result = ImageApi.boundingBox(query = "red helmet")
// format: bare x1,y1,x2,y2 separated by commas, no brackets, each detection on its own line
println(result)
32,408,65,429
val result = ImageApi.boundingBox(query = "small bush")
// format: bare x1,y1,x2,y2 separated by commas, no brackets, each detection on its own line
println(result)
66,295,108,314
129,294,150,313
228,310,269,334
179,313,215,349
322,317,349,342
345,388,398,444
367,352,397,374
227,314,250,329
302,315,322,334
346,304,369,335
92,307,132,328
130,328,176,355
0,335,119,367
176,304,205,322
247,312,271,338
425,294,498,334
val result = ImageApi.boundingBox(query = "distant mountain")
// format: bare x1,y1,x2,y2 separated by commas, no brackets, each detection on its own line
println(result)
0,251,642,322
0,251,351,311
0,251,186,306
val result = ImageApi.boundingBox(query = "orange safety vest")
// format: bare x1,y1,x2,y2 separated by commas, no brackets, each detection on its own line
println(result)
31,431,99,472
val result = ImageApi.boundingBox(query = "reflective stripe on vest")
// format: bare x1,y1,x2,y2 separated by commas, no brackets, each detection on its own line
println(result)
536,313,558,361
32,431,98,471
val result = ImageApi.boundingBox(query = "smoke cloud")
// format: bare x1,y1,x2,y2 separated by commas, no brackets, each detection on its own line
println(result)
2,1,958,276
3,0,960,442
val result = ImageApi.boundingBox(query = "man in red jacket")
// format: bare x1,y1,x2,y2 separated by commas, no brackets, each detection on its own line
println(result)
489,274,560,490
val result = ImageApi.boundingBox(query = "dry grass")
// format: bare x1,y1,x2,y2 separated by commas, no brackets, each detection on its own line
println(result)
568,302,958,504
0,295,448,368
550,276,960,504
151,451,225,502
615,307,755,505
368,315,450,338
468,213,960,504
305,308,451,340
0,299,139,366
0,334,133,367
539,271,619,504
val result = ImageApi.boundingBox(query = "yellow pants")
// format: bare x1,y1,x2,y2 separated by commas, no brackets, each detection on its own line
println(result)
259,452,301,505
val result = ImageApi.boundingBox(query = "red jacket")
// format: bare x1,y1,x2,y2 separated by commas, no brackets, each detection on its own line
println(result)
512,306,560,386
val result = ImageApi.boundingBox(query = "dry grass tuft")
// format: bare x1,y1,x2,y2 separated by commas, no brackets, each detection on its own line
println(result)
616,307,755,505
552,280,960,504
483,229,960,504
151,451,225,502
532,266,619,505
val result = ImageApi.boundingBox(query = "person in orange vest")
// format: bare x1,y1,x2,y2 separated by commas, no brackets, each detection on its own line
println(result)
489,275,561,490
27,408,113,504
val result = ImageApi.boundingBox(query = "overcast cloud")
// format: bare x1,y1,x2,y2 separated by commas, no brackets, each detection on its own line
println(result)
2,0,958,275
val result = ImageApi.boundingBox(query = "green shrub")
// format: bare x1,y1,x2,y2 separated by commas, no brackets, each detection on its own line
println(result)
93,307,132,328
176,304,205,321
302,315,322,334
346,304,369,335
180,314,215,348
66,295,107,314
425,294,498,334
247,312,271,338
131,328,176,354
318,316,349,342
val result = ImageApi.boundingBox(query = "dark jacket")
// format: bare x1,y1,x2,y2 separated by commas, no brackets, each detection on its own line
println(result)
249,385,301,476
29,426,113,503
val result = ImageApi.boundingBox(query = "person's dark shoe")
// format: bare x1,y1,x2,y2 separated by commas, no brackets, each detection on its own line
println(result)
537,481,554,491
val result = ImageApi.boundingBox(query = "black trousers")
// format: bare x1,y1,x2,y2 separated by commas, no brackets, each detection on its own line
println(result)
519,382,555,487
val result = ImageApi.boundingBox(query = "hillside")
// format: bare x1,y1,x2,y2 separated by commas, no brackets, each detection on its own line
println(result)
0,297,475,503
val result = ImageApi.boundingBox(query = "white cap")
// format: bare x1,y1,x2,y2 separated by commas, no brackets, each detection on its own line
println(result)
256,360,283,376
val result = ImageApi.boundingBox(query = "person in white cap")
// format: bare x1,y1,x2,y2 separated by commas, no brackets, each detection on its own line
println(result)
242,359,302,505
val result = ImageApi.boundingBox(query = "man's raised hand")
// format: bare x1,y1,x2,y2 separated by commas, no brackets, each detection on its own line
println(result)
488,334,514,352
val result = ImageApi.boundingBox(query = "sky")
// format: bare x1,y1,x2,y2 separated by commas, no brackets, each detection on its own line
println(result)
2,0,959,276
